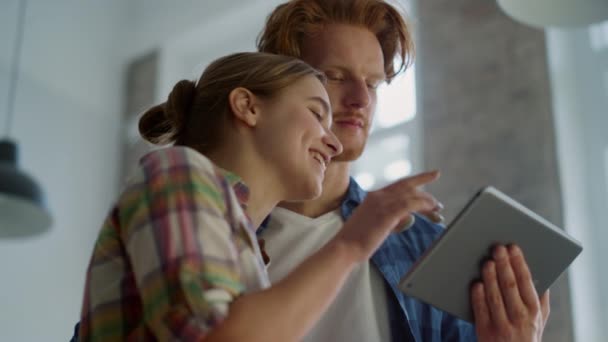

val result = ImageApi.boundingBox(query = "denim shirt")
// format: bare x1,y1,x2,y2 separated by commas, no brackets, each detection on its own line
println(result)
71,178,477,342
324,178,477,342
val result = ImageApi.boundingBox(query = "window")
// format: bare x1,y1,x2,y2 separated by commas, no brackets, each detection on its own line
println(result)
352,64,418,191
590,20,608,51
605,147,608,198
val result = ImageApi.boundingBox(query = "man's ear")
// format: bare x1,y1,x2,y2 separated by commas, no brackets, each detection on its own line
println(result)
228,87,260,127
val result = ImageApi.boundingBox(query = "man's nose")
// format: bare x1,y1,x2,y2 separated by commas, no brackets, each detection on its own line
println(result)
345,79,371,109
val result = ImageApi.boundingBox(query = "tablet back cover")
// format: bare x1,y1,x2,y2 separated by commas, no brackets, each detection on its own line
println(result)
398,186,582,322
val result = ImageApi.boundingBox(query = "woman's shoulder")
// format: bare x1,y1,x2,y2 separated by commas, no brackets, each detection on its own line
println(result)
138,146,215,175
117,146,235,219
118,146,219,198
133,146,242,205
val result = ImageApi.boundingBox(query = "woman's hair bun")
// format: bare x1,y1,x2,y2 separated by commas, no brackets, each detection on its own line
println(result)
138,79,196,145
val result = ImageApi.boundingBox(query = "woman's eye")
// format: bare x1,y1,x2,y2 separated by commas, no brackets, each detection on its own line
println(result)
311,109,322,121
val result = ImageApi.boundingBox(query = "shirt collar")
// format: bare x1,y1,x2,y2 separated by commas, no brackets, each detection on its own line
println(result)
339,177,366,219
259,177,365,232
217,167,250,209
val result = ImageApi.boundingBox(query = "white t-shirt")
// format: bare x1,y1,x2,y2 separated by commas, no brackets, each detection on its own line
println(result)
260,207,391,342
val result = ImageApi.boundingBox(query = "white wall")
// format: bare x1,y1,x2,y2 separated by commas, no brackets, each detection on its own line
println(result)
0,1,126,340
547,22,608,342
0,1,286,340
156,0,284,101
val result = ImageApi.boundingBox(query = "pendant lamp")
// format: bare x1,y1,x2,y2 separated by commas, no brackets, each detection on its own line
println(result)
497,0,608,28
1,0,52,238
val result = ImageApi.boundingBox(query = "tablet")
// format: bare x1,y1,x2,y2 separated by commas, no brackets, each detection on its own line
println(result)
398,186,582,323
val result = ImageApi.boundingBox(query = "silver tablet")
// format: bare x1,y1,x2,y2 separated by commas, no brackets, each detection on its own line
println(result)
398,186,582,323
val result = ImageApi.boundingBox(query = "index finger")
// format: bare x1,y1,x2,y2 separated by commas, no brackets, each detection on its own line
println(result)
386,170,440,191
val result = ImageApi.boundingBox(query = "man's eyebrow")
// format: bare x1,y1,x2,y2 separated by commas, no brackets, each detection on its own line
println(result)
368,72,387,82
323,65,386,82
308,96,331,115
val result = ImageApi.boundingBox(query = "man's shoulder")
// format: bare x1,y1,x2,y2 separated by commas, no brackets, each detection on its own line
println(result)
407,213,445,240
381,214,445,258
345,177,367,204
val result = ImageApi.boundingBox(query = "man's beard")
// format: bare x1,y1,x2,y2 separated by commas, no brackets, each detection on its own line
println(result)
330,112,371,162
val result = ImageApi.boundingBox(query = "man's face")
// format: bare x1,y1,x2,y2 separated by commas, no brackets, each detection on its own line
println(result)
300,24,385,162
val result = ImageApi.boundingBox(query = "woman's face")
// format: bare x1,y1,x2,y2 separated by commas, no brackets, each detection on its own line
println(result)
255,75,342,200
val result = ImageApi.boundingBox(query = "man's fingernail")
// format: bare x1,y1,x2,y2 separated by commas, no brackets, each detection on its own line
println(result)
395,215,416,233
494,245,508,259
428,212,444,223
434,213,444,223
508,244,522,256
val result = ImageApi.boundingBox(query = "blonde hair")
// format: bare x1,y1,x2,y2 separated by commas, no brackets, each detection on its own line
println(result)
257,0,415,82
139,52,325,151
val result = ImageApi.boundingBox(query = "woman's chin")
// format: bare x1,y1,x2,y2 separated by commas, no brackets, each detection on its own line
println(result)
287,182,322,202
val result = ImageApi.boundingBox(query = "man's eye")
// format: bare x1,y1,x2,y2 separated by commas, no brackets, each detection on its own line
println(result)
326,73,344,81
367,81,381,90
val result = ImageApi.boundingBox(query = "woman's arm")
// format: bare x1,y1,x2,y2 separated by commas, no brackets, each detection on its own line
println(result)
206,171,442,342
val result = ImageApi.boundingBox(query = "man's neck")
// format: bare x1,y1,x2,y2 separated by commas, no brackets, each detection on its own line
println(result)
279,161,351,218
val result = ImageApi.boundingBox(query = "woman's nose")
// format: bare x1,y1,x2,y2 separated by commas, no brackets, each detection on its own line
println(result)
323,130,343,158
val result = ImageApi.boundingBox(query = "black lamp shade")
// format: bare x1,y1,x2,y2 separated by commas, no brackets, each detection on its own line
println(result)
0,139,52,237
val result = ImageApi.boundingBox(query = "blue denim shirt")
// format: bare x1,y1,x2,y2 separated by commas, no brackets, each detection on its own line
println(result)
71,178,476,342
320,178,477,342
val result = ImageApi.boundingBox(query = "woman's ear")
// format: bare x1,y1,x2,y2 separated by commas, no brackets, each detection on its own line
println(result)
228,87,260,127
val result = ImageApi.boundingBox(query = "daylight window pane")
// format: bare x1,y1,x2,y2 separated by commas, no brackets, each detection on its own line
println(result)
589,20,608,51
354,172,376,191
376,66,416,128
604,70,608,98
605,146,608,198
383,159,412,181
352,132,411,190
380,134,410,152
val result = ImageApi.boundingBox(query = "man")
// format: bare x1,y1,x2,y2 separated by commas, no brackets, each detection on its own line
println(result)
257,1,549,341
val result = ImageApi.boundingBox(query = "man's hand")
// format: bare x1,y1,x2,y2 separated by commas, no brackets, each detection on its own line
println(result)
472,245,550,342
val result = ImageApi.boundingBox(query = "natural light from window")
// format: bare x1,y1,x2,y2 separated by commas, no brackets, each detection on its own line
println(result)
352,65,417,191
590,20,608,51
375,66,417,129
605,147,608,198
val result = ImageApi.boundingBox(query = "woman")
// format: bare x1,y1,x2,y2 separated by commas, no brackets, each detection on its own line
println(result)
78,52,440,341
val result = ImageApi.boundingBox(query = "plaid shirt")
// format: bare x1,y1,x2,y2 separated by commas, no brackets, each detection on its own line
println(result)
79,146,269,341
